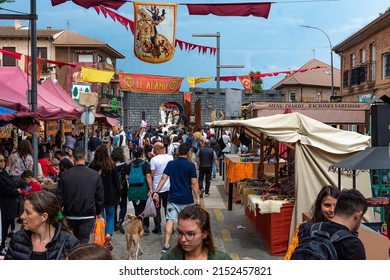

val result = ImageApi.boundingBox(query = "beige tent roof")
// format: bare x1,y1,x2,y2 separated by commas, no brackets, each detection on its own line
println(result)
207,112,370,153
207,113,374,235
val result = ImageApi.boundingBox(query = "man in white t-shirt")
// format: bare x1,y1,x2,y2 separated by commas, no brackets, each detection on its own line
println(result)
150,141,173,234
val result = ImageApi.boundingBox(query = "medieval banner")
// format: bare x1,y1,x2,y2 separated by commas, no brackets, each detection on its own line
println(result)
238,75,253,93
119,73,183,94
134,2,177,63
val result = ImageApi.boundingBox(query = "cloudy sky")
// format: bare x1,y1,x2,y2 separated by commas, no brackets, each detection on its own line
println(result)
0,0,389,90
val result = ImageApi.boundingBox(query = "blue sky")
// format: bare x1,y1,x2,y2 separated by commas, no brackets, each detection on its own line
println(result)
0,0,389,91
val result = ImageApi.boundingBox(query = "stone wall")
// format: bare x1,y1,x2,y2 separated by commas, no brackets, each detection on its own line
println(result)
123,88,284,129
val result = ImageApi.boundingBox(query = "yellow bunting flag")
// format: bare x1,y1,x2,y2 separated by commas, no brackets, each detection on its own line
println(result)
187,77,213,88
81,67,115,84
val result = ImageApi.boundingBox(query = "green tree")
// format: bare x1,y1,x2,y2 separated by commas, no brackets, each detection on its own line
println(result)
0,0,15,4
249,71,263,93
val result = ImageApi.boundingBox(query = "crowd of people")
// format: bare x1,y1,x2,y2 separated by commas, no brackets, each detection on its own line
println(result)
0,121,373,260
0,122,233,260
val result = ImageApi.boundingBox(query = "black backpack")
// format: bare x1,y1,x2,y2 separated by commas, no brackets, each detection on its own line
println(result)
291,222,354,260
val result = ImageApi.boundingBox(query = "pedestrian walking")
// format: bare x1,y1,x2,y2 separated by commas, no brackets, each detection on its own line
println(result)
196,139,219,197
153,143,201,253
57,147,104,244
150,141,173,235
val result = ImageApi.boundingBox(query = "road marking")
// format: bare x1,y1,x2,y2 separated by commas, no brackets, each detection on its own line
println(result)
214,208,224,222
221,229,231,241
230,253,239,260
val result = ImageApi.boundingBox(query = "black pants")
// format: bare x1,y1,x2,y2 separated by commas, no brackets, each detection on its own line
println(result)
153,191,169,232
132,200,149,228
115,195,128,224
1,219,13,249
198,166,212,194
67,218,95,244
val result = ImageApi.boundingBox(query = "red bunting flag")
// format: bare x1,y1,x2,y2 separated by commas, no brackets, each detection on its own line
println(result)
186,2,272,19
51,0,125,10
24,55,45,81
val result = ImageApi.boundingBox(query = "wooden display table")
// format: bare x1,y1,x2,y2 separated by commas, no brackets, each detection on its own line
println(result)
246,194,294,256
224,154,259,207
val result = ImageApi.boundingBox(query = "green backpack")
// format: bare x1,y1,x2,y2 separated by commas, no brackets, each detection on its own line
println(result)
127,161,148,201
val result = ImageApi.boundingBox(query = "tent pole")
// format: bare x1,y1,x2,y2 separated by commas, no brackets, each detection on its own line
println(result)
352,170,356,189
338,168,341,190
31,0,38,178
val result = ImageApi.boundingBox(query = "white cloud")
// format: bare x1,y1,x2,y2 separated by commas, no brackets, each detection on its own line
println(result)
330,15,378,35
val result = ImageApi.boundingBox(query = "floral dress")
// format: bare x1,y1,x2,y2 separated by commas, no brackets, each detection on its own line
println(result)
8,152,33,177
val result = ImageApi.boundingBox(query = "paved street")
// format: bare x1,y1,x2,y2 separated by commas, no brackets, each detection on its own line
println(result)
111,175,281,260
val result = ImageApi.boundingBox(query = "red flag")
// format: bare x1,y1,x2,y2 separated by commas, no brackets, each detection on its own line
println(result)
24,55,44,81
238,76,252,93
186,2,272,19
218,76,237,82
51,0,125,10
183,92,192,103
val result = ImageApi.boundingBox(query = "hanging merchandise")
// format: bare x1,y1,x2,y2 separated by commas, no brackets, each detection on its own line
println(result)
133,2,177,63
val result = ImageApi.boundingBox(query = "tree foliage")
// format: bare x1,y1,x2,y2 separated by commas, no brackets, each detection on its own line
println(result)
249,71,263,93
0,0,15,4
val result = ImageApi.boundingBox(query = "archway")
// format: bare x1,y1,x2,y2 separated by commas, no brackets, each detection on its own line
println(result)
159,102,184,126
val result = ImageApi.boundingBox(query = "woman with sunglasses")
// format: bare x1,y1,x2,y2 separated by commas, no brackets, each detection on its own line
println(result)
161,204,231,260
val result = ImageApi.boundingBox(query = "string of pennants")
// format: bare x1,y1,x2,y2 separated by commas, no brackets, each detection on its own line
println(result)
0,48,325,92
94,5,217,56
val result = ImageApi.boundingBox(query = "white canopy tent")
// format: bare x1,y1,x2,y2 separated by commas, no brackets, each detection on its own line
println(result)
206,112,375,236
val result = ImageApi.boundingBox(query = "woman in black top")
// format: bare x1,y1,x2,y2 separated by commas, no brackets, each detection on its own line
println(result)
5,191,79,260
0,153,19,255
111,147,128,234
89,145,121,251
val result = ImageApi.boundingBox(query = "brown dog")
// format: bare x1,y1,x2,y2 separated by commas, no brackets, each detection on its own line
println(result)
123,214,144,260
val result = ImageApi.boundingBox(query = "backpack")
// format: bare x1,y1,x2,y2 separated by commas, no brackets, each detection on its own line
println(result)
128,161,146,186
290,222,354,260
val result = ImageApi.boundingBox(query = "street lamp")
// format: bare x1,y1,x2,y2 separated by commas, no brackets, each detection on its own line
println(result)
192,33,244,120
301,25,335,97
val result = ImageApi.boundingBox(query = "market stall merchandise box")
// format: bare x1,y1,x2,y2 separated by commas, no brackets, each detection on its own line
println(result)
246,194,294,256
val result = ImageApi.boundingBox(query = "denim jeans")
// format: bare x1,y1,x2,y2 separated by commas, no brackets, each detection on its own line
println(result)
102,205,115,236
212,162,217,177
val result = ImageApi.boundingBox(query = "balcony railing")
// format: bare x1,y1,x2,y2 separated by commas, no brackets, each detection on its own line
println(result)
343,63,373,88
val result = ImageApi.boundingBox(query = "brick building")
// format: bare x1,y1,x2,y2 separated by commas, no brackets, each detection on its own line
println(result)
333,10,390,102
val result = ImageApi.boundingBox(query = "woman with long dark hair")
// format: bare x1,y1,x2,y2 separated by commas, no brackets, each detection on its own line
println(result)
111,147,128,234
89,145,121,251
0,153,19,256
5,191,79,260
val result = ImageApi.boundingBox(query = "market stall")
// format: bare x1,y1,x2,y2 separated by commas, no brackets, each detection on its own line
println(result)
207,112,375,255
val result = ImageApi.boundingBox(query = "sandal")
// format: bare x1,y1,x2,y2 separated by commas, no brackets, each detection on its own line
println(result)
104,235,113,251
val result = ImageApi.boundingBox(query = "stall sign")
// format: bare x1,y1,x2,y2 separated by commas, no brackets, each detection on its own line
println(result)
46,121,57,137
76,120,84,131
63,120,73,133
0,124,12,138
